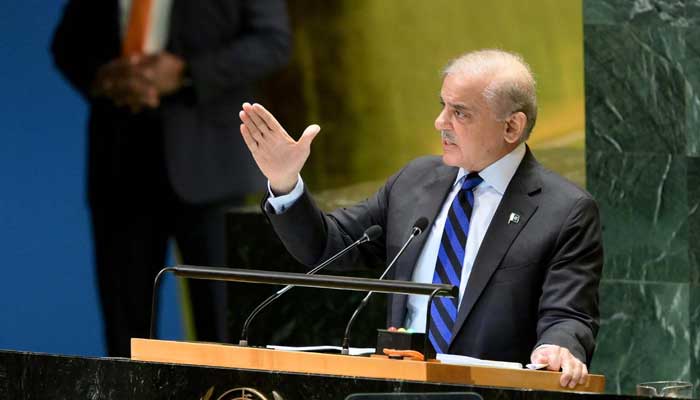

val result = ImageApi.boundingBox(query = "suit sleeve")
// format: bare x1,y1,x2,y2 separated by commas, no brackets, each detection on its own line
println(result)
187,0,291,104
535,196,603,365
50,0,114,99
263,166,411,269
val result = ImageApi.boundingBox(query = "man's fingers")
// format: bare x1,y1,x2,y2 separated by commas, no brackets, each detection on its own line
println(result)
563,361,581,389
139,66,155,83
530,351,549,365
299,124,321,147
239,123,258,150
127,54,142,65
253,103,287,136
242,103,271,136
546,350,562,371
532,346,587,389
240,111,266,146
554,349,587,389
579,363,589,385
560,369,571,388
558,353,575,388
564,358,582,389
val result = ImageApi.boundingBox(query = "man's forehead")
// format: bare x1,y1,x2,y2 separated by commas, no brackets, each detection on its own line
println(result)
440,74,488,107
439,96,473,111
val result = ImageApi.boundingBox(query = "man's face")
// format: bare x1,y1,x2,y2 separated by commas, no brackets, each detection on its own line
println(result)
435,72,513,172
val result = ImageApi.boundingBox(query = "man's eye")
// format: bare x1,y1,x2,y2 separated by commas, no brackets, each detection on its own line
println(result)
454,109,465,118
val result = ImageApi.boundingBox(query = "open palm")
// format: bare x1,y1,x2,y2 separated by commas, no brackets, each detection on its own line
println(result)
239,103,320,194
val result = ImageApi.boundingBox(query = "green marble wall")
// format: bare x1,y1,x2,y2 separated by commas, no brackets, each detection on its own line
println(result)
584,0,700,394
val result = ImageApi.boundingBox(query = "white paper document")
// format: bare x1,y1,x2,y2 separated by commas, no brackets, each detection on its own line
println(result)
267,346,529,368
266,345,375,356
436,353,523,370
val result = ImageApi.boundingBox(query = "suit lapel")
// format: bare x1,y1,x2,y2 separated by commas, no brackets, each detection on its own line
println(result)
389,162,458,326
450,149,542,340
394,163,458,281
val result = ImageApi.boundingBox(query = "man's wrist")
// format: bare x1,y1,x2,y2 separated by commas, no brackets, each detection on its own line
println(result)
270,177,299,196
267,176,304,214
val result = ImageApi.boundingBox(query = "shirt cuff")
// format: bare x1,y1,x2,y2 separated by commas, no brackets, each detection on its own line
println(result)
534,344,555,351
266,176,304,214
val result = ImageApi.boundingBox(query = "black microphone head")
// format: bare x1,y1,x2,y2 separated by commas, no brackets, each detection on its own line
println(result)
412,217,429,235
363,225,383,241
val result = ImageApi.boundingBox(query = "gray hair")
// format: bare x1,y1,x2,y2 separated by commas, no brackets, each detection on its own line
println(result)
443,49,538,142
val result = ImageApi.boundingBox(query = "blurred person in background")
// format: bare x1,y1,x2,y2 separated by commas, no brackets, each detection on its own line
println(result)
51,0,291,357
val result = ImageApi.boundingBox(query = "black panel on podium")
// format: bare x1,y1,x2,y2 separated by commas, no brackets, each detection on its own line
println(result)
226,209,389,348
346,393,483,400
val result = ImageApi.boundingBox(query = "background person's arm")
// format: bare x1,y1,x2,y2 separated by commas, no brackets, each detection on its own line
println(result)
187,0,291,104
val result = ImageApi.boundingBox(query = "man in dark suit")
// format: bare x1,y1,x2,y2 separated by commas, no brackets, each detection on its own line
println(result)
238,49,602,388
51,0,291,357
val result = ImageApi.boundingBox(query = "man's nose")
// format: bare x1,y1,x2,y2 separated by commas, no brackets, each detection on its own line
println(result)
435,108,449,130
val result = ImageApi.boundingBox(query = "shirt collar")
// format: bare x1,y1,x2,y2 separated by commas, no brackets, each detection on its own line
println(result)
453,142,527,195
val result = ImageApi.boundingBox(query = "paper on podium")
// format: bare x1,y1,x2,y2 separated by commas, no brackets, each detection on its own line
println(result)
266,345,375,356
436,353,523,369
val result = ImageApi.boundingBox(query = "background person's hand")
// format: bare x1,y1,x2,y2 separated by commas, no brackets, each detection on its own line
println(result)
531,345,588,389
239,102,320,194
91,55,157,112
138,52,186,99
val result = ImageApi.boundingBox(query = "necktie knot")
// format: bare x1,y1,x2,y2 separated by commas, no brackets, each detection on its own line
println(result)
461,172,483,192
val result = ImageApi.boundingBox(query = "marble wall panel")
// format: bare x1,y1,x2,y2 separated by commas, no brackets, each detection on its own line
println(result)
683,26,700,155
585,24,686,154
689,1,700,26
593,280,690,394
689,284,700,389
584,0,688,27
687,157,700,283
587,151,689,281
549,0,700,395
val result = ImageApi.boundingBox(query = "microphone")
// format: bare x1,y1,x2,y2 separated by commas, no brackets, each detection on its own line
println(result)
238,224,383,346
340,217,429,355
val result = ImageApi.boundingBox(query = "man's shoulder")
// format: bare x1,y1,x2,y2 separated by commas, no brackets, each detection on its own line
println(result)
379,155,453,193
389,155,451,182
404,155,446,170
531,160,596,206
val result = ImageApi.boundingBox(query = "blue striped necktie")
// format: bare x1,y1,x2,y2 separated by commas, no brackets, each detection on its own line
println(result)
429,172,482,354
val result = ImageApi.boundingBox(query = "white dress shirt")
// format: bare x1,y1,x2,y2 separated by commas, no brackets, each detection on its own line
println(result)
404,143,526,331
267,143,527,333
119,0,173,54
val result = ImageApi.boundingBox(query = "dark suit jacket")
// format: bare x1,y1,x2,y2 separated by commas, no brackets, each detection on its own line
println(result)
51,0,291,204
266,149,603,365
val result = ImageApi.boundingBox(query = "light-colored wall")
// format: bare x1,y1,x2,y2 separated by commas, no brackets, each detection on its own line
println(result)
269,0,585,189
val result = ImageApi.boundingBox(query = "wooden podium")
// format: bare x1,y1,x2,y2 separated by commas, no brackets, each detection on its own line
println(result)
131,339,605,393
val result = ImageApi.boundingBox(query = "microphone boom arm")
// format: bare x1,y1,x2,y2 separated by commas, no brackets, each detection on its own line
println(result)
148,264,456,342
239,226,381,346
340,219,428,355
341,228,420,355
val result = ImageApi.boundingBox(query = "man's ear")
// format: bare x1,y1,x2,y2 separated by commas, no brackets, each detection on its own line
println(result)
504,111,527,144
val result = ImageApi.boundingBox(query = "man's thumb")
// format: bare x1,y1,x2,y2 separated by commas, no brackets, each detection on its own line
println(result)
531,352,549,364
300,124,321,146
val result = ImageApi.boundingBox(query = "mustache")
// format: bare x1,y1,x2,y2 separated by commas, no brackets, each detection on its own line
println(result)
441,130,456,144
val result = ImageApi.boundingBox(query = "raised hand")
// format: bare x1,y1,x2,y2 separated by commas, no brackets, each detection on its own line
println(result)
239,103,320,194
